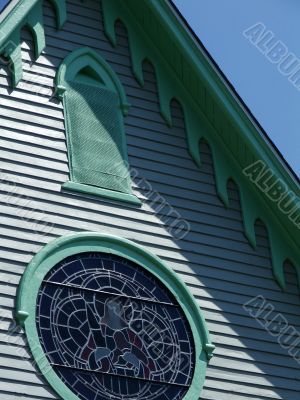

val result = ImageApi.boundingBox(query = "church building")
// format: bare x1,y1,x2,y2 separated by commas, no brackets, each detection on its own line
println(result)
0,1,299,399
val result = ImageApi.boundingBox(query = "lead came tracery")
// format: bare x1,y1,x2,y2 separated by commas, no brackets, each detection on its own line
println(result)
36,253,195,400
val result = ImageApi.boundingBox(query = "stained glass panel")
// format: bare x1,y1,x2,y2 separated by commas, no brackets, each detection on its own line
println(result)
36,253,195,400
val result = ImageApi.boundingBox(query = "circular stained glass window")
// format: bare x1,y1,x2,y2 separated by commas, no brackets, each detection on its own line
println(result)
36,252,196,400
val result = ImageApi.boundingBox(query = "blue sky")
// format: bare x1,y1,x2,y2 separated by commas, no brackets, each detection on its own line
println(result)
0,0,10,12
173,0,300,179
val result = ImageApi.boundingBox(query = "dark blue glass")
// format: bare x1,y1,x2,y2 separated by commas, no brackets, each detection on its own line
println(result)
36,252,195,400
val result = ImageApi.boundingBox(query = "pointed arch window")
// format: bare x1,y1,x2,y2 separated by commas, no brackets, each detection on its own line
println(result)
56,47,140,204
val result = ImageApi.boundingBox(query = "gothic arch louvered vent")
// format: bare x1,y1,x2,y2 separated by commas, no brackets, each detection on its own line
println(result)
56,47,140,205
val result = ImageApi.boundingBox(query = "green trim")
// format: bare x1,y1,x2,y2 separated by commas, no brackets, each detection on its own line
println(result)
57,47,135,205
0,0,66,87
26,1,45,59
56,47,130,115
16,232,214,400
1,0,298,290
62,181,141,205
101,0,300,291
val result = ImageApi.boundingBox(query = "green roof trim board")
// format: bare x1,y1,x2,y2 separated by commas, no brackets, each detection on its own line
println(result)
0,0,298,289
15,232,214,400
101,0,300,291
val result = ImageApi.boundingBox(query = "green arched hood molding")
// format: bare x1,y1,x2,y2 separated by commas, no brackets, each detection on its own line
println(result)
0,0,66,87
56,47,130,115
101,0,300,291
16,232,214,400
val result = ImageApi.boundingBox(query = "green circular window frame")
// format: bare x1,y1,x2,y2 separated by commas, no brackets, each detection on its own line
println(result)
16,232,215,400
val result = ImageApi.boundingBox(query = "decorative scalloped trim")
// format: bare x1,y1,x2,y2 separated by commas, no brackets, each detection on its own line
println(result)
0,0,66,87
0,0,298,290
101,0,300,291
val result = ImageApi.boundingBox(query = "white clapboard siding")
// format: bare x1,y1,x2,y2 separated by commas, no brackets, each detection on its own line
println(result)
0,0,299,399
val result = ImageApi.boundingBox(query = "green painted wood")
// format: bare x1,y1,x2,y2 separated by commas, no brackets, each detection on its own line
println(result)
16,232,214,400
0,0,66,87
0,11,299,398
56,47,139,203
62,181,142,205
56,47,130,115
101,0,300,292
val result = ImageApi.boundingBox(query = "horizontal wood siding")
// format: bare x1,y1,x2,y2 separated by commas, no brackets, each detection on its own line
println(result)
0,0,299,399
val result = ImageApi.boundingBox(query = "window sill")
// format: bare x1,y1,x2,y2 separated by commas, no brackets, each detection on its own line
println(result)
62,181,142,206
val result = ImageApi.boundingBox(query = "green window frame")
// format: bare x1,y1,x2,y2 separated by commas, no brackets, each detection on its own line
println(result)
56,47,140,205
16,232,215,400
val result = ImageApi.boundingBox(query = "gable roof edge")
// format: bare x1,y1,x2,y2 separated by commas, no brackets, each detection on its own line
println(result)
102,0,300,291
155,0,299,190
